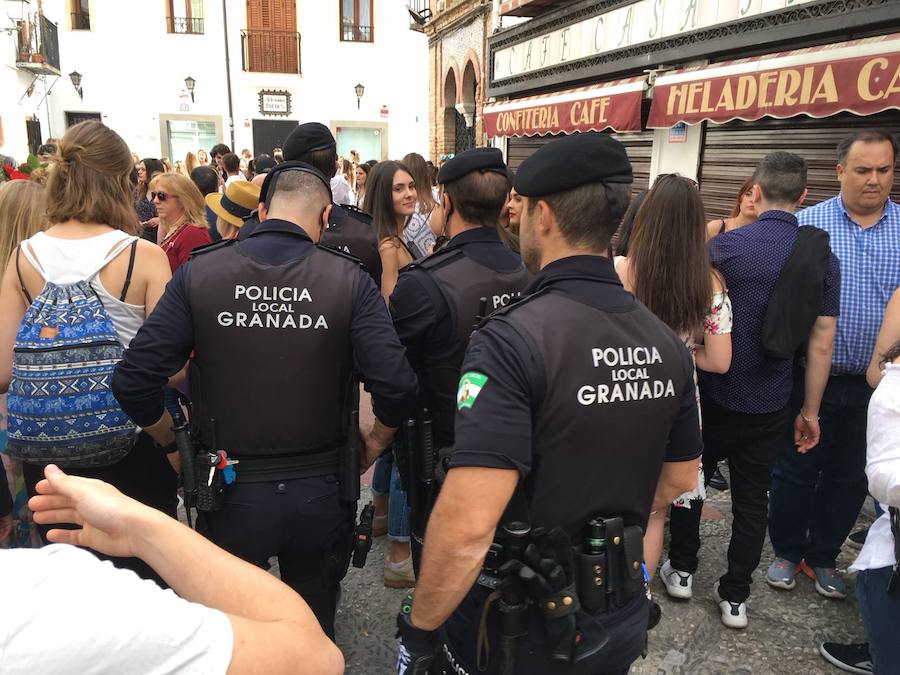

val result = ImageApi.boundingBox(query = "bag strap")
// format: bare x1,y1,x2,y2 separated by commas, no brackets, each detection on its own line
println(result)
15,244,32,305
119,239,138,302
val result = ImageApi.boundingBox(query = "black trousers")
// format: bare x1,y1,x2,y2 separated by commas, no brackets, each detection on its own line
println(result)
667,397,789,603
196,473,350,639
23,432,178,586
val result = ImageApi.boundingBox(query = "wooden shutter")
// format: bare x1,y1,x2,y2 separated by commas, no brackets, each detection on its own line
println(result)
246,0,296,73
699,111,900,221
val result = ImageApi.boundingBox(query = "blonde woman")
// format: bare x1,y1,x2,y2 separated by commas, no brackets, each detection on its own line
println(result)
148,172,212,272
185,151,199,174
0,121,176,578
0,179,46,548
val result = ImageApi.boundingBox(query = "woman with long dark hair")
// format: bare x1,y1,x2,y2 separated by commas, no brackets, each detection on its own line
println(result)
134,157,165,227
615,174,733,589
364,160,419,299
354,162,370,209
706,177,756,239
401,153,441,256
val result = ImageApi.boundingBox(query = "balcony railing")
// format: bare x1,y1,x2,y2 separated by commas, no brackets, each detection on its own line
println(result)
15,14,61,75
241,30,300,74
341,23,372,42
70,10,90,30
407,1,431,32
167,16,205,34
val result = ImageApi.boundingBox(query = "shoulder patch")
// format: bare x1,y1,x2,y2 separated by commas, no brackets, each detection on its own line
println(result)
316,243,363,267
457,371,489,410
188,238,237,258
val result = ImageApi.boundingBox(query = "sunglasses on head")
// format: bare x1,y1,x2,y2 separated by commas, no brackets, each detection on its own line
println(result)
151,191,170,202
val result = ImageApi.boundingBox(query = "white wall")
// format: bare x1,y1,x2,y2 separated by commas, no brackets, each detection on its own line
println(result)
648,123,703,184
2,0,428,162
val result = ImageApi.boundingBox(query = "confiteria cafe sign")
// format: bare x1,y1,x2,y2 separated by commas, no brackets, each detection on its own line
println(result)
493,0,817,80
647,34,900,127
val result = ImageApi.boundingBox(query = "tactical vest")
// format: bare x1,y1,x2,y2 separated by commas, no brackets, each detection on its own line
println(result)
321,204,382,289
187,240,356,459
494,283,691,534
413,245,530,444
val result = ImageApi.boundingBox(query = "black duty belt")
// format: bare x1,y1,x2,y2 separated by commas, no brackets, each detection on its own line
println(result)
229,448,341,482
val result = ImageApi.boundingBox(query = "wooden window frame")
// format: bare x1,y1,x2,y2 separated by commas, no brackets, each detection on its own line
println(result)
167,0,205,34
70,0,90,31
339,0,374,43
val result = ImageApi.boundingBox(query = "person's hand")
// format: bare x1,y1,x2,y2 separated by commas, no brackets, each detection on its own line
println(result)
28,465,153,558
360,428,385,474
396,610,438,674
0,513,12,542
794,412,821,454
145,217,160,228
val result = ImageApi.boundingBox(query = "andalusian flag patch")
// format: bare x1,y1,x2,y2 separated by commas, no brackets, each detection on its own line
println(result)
457,372,488,410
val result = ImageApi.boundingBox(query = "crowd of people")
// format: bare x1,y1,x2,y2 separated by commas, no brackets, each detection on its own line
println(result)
0,119,897,675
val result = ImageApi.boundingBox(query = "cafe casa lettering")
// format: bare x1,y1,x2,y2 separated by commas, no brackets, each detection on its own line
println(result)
649,46,900,128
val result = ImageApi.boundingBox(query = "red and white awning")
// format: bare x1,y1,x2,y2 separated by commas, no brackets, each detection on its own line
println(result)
648,33,900,128
484,78,646,138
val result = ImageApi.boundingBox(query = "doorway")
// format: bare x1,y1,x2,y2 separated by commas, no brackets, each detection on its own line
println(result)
65,111,102,128
252,119,297,157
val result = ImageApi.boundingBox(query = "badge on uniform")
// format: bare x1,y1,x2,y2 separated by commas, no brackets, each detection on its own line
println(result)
457,372,488,410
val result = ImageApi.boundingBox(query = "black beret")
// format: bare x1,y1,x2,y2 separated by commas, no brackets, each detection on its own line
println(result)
283,122,335,160
437,147,507,185
254,154,276,173
513,133,632,197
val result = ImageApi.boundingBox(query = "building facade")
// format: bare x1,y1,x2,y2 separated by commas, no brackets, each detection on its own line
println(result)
1,0,429,167
477,0,899,214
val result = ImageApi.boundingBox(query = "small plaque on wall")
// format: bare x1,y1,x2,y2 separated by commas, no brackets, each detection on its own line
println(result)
259,90,291,116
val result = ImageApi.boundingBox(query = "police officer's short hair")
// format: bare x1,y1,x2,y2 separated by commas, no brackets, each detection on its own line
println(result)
444,171,510,228
752,152,807,206
527,183,632,252
268,170,330,211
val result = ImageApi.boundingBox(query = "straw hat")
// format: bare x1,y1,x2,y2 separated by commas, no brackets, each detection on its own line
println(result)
205,180,261,228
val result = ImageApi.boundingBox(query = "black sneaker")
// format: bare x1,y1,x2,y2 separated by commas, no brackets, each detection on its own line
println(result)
818,642,873,674
845,527,869,551
707,466,729,491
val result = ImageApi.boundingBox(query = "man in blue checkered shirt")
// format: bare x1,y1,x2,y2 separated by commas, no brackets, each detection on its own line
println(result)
768,130,900,600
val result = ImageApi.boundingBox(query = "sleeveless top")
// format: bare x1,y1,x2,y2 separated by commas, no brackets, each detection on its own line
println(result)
20,231,145,347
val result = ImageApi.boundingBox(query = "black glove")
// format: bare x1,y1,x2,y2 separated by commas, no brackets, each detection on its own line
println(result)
396,610,438,675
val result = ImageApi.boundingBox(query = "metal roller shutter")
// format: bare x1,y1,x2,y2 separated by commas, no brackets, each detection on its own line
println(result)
506,130,655,195
699,112,900,222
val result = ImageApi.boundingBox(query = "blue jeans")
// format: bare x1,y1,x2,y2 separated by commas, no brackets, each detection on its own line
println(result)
857,566,900,674
768,370,871,568
371,455,410,542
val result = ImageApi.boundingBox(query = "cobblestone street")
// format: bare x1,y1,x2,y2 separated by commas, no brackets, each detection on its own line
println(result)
332,467,871,674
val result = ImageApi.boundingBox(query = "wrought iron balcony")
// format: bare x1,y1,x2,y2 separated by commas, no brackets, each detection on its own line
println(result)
407,0,431,32
241,30,301,74
167,16,205,34
15,14,61,76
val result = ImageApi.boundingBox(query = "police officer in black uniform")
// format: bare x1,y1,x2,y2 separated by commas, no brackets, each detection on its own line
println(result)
389,147,530,571
112,162,417,638
239,122,382,288
395,134,703,674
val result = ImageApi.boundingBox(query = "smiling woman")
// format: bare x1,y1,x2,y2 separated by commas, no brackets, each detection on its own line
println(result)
365,160,418,300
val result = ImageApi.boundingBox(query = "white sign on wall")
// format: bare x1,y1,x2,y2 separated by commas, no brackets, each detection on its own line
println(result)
493,0,817,80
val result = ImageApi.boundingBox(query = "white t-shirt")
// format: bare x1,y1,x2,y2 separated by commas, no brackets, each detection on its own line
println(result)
850,362,900,573
330,174,352,206
0,545,233,674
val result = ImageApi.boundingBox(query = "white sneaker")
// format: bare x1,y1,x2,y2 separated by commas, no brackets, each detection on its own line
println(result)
713,582,748,629
660,560,693,599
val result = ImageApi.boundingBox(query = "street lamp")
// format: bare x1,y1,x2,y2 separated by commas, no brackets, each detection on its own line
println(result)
69,70,83,99
185,75,196,102
354,82,365,110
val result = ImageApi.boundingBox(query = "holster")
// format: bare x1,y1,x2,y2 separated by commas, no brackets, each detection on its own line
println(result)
575,548,608,614
574,518,645,614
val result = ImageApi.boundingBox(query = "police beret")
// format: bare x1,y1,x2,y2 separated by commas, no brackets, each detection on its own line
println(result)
513,133,633,197
283,122,335,160
437,147,507,185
